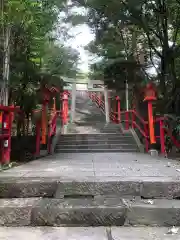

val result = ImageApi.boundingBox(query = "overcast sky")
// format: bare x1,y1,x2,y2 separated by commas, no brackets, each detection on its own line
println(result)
62,5,95,73
67,24,94,72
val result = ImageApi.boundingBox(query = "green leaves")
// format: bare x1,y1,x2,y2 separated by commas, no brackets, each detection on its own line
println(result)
3,0,81,113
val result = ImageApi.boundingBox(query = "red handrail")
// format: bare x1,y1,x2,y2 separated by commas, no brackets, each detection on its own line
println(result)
89,92,150,152
120,110,149,151
90,91,180,155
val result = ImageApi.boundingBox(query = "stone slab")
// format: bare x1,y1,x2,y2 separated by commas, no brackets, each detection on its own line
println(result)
0,227,107,240
111,227,180,239
31,198,126,226
141,178,180,199
2,176,180,199
0,178,58,198
125,199,180,226
2,197,180,227
0,227,180,240
55,181,95,198
0,198,40,226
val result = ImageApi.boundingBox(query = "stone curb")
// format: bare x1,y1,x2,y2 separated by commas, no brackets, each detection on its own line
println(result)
1,198,180,226
1,177,180,199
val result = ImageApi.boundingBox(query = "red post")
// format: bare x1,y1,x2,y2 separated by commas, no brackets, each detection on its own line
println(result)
62,91,69,125
159,119,166,155
143,83,157,147
125,111,129,130
2,111,11,164
147,101,156,144
116,96,121,123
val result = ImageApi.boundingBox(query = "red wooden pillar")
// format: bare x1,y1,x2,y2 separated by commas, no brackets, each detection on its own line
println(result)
143,83,156,145
2,111,12,164
143,83,157,153
62,91,69,125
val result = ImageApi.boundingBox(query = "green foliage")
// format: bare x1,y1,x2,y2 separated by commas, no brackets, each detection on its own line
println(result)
0,0,80,113
42,42,80,77
72,0,180,114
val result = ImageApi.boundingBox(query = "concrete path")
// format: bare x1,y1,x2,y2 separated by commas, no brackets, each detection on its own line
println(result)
1,152,180,180
0,227,179,239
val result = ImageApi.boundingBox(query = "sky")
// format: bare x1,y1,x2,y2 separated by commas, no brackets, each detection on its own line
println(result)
62,4,95,73
66,24,94,72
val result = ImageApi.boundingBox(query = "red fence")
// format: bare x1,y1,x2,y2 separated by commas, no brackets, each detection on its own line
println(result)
0,90,71,165
89,91,180,156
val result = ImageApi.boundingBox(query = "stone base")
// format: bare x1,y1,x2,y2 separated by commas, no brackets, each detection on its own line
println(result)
1,177,180,199
1,197,180,226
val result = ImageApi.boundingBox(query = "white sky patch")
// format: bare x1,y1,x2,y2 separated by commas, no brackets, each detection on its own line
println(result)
66,24,94,72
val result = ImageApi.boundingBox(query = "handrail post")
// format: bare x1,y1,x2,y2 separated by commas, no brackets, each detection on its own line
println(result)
159,119,166,155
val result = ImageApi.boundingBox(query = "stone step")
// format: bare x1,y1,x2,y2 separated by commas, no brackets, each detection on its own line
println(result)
0,226,178,239
55,148,138,153
56,144,138,150
0,177,179,199
59,134,133,141
1,197,180,226
58,139,136,145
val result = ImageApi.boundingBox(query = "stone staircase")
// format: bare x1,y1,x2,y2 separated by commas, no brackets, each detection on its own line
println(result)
55,129,139,153
1,158,180,229
1,95,180,238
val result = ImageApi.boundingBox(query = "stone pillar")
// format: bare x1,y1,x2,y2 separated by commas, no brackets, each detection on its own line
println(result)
104,87,110,123
71,82,76,122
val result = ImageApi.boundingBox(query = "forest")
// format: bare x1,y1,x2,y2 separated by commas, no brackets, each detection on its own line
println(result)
0,0,80,113
2,0,180,115
68,0,180,116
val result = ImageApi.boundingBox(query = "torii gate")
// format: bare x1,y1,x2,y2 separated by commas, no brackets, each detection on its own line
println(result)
61,77,110,123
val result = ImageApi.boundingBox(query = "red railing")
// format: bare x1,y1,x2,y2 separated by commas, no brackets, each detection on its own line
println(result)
89,92,106,113
0,105,20,164
120,110,150,152
89,92,150,151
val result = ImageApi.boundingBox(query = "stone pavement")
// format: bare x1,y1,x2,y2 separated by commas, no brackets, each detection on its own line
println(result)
1,152,180,180
0,227,179,239
2,94,180,235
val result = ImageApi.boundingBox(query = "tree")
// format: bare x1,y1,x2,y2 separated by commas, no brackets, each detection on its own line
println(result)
0,0,80,114
42,42,80,78
72,0,180,114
